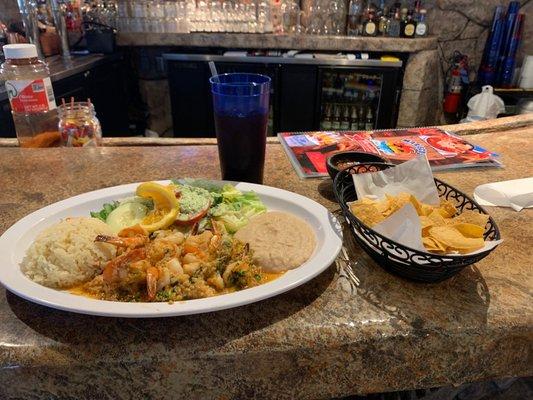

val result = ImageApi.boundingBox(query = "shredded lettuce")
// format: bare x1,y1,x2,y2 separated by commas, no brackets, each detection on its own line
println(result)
90,201,120,222
209,184,266,233
90,196,153,224
173,179,266,233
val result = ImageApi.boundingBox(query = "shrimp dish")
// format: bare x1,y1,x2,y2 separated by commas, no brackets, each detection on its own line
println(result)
21,179,318,303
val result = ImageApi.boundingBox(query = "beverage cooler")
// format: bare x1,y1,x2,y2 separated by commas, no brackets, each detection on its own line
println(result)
164,54,403,137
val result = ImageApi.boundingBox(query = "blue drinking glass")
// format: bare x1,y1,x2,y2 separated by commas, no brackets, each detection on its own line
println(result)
210,73,271,184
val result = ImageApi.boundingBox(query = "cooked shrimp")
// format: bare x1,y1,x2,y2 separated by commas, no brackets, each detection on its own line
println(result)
208,219,226,252
207,273,224,290
95,234,149,249
153,230,185,245
102,248,147,285
118,224,149,237
183,262,201,275
146,266,159,300
146,238,180,264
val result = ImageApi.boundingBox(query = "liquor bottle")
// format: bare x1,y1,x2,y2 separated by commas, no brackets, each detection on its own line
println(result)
350,106,359,130
399,7,408,35
340,106,350,130
387,8,401,37
321,104,332,130
378,13,389,35
334,74,344,101
365,107,374,130
378,0,386,14
346,0,364,36
364,11,377,36
415,9,428,36
414,0,422,16
357,105,366,130
331,105,341,130
402,10,416,38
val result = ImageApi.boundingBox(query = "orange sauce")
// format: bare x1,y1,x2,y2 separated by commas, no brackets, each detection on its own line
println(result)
67,271,285,301
261,271,284,283
68,285,100,299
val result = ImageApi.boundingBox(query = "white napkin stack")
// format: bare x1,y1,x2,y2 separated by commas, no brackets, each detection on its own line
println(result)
474,178,533,212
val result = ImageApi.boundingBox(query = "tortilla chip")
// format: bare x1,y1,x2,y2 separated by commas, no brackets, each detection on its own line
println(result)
452,223,485,238
422,236,447,253
348,192,491,255
349,202,386,227
437,199,457,218
428,226,485,254
452,210,489,227
419,204,434,216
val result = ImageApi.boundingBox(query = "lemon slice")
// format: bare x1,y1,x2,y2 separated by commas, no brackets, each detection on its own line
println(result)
136,182,179,210
139,207,179,232
136,182,179,232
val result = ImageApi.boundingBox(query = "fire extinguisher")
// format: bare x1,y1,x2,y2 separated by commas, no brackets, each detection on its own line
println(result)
443,69,462,113
443,52,469,114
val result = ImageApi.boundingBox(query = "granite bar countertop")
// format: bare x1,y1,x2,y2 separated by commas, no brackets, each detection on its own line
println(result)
0,53,121,102
117,32,438,52
1,114,531,146
0,125,532,399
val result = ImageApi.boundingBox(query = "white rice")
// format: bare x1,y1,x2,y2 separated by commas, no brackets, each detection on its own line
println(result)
21,217,116,289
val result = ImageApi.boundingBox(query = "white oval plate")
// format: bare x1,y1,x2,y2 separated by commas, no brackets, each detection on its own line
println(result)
0,180,342,318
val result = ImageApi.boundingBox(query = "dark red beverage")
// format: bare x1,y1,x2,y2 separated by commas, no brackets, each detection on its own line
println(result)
210,73,271,184
214,112,268,183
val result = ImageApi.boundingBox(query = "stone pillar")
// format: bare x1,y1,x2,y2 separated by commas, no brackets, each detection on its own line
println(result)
397,49,441,128
139,80,173,136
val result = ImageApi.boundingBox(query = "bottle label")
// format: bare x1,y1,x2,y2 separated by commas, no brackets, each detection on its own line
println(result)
365,22,376,35
404,24,415,36
5,78,57,113
415,23,426,36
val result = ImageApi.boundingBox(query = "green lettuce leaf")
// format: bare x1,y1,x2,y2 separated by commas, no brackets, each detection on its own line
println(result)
90,201,120,222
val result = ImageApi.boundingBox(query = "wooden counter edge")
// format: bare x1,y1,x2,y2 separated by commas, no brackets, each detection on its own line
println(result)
1,114,531,148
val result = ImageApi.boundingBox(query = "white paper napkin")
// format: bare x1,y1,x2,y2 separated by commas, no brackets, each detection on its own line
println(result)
352,155,441,206
474,177,533,212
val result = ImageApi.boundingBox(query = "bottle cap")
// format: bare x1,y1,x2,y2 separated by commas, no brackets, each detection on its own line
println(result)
3,44,38,59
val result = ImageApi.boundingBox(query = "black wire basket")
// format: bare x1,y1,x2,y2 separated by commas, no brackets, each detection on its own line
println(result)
333,163,501,283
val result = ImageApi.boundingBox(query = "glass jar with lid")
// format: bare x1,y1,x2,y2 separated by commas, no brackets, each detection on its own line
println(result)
58,101,102,147
0,44,59,147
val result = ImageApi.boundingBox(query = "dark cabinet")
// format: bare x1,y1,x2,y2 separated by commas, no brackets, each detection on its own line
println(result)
0,99,16,137
85,62,129,136
278,65,317,132
167,61,213,138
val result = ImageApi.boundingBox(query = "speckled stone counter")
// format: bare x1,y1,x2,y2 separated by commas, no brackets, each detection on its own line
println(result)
0,127,532,399
117,32,437,52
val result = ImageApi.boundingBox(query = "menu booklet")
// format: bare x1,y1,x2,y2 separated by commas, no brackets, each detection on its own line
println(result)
278,128,501,178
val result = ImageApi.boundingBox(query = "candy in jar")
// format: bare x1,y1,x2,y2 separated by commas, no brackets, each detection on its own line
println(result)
58,101,102,147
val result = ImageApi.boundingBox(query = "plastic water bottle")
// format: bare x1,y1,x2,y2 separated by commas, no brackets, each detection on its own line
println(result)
0,44,59,147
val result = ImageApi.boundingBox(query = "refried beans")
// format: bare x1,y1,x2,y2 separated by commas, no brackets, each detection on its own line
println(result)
234,211,316,273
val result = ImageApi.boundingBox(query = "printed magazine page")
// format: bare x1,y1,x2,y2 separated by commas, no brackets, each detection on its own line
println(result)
278,127,501,178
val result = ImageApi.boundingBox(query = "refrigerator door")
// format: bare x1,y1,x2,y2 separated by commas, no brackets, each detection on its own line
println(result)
317,67,400,131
